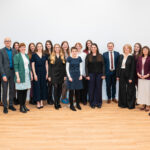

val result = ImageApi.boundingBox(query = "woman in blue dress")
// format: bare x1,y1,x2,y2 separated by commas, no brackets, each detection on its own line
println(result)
31,42,48,109
66,47,83,111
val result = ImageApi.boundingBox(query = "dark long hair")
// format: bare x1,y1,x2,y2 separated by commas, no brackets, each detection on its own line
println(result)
28,43,35,60
133,43,142,56
13,42,19,51
141,46,150,57
35,42,44,55
85,40,92,51
44,40,53,55
89,43,102,62
61,41,70,56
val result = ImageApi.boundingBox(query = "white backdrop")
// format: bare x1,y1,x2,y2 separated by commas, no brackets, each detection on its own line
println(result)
0,0,150,100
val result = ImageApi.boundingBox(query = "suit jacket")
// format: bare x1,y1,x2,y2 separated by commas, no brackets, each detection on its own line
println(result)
13,53,31,83
136,56,150,80
103,51,120,75
0,47,17,77
116,54,135,80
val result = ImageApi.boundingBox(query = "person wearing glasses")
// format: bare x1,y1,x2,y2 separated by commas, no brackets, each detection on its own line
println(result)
0,37,17,113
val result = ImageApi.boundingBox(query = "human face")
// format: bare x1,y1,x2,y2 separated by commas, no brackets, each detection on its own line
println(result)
76,44,82,52
143,48,149,56
91,45,97,54
37,44,43,52
4,38,11,48
124,46,130,55
71,49,78,57
55,45,60,54
87,41,92,49
134,44,140,53
14,43,19,50
62,42,68,51
46,42,52,50
107,43,114,51
30,44,35,52
19,46,26,54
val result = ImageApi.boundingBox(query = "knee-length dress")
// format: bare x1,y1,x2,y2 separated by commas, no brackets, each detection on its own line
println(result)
66,56,83,90
31,53,48,101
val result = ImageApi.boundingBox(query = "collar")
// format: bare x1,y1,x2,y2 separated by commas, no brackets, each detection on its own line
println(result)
5,47,12,51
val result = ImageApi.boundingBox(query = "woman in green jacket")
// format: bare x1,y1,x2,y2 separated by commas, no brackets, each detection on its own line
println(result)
13,43,32,113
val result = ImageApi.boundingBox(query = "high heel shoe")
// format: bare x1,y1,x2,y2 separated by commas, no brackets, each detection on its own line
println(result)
70,105,76,111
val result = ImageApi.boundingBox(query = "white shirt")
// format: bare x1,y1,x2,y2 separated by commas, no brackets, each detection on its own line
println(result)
78,51,87,76
121,54,132,69
108,51,115,70
21,53,29,70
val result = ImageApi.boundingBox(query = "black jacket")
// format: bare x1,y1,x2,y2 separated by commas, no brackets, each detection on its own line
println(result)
116,54,135,80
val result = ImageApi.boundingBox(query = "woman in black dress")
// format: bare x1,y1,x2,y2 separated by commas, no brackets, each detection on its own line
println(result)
45,40,54,105
28,43,36,105
116,44,136,109
31,42,48,109
48,44,66,109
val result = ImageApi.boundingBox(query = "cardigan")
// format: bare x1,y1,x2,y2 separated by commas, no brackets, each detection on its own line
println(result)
136,56,150,80
13,53,31,83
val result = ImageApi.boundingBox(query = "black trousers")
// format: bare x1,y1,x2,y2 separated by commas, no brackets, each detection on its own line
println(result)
105,71,116,99
118,69,136,109
2,70,15,108
53,83,62,106
17,90,27,107
47,81,54,103
0,77,1,102
79,77,88,104
69,90,80,106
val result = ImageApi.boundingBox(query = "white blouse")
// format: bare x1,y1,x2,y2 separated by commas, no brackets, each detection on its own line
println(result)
121,54,131,69
21,53,29,70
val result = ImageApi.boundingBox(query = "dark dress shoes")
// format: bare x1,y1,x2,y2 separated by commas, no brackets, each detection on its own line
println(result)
58,104,62,108
20,106,27,113
24,105,30,111
76,104,82,110
3,107,8,114
9,106,16,111
70,105,76,111
54,105,59,110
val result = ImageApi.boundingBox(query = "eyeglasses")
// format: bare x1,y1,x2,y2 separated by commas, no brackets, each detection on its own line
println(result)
4,40,11,42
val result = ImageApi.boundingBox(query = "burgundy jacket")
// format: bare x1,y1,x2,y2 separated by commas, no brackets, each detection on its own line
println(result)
136,56,150,80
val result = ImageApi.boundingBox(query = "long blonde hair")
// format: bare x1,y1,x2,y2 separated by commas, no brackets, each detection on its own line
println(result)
50,44,65,64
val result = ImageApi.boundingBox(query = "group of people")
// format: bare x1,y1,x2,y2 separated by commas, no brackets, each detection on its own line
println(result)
0,37,150,116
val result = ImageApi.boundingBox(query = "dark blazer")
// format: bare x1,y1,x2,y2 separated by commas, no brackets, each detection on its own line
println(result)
136,56,150,80
48,56,66,84
0,47,17,77
103,51,120,75
116,54,135,80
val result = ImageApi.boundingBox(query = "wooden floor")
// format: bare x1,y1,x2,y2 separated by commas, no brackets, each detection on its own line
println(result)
0,101,150,150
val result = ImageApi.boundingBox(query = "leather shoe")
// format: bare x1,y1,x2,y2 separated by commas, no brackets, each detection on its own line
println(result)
9,106,16,111
20,106,27,113
3,107,8,114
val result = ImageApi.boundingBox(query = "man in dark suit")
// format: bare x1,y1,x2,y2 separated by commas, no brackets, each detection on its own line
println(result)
103,42,120,103
0,37,17,113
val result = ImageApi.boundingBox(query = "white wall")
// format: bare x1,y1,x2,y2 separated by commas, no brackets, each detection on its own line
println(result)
0,0,149,52
0,0,149,100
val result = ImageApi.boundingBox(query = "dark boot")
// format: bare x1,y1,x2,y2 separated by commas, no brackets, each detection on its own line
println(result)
20,106,27,113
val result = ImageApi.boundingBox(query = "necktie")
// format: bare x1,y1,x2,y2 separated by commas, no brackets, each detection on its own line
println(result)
110,52,114,70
